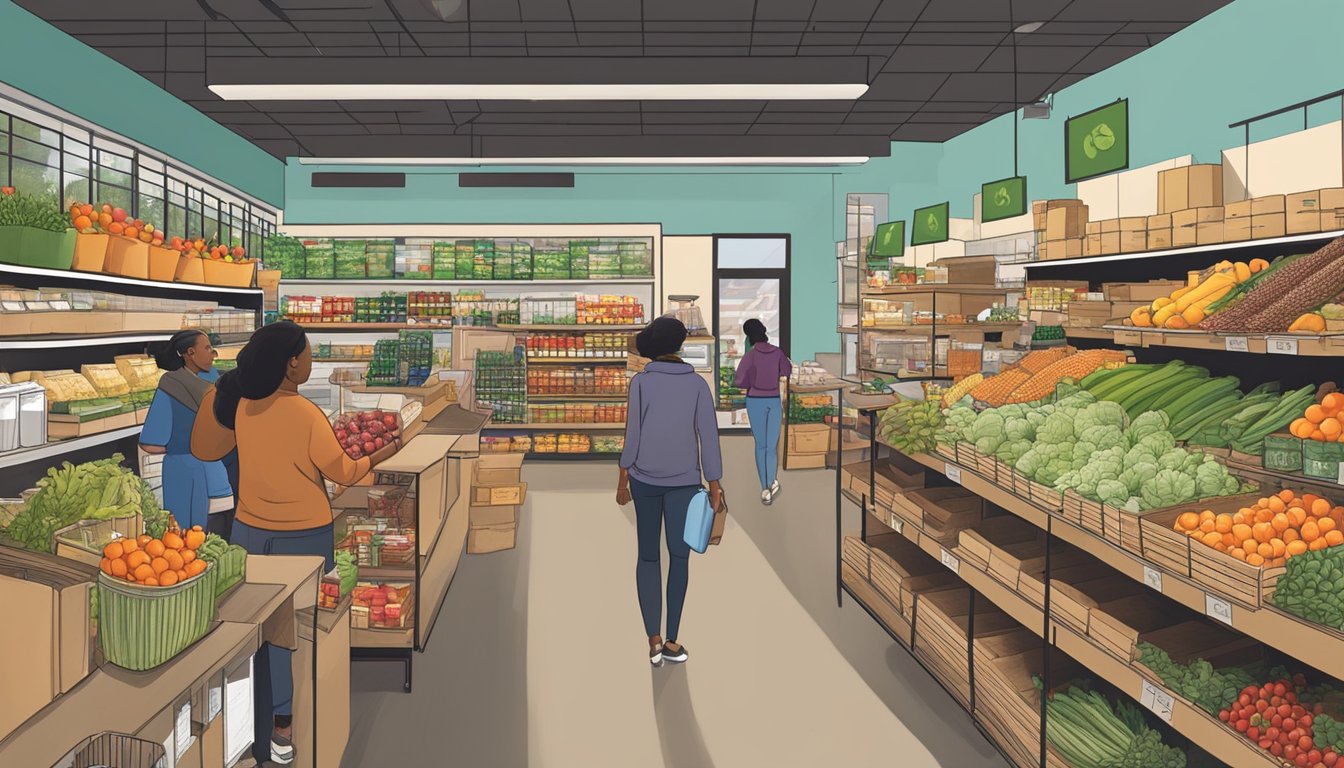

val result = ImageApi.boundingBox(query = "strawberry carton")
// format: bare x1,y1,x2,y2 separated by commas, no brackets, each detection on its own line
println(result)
331,409,402,460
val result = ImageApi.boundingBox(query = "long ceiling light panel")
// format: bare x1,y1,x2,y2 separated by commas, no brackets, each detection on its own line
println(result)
209,83,867,101
294,156,871,166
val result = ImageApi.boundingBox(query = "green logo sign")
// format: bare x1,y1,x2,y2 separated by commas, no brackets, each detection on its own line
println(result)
867,220,905,263
911,202,949,246
1066,99,1129,183
981,176,1027,223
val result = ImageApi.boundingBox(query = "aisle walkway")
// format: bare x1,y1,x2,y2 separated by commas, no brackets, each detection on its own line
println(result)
341,436,1007,767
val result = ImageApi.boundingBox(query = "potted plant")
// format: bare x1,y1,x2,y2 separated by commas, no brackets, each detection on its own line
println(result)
0,188,76,269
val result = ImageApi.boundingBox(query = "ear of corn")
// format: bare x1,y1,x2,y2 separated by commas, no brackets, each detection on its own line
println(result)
970,369,1032,408
1202,237,1344,332
1002,349,1130,404
941,373,984,408
1017,347,1072,374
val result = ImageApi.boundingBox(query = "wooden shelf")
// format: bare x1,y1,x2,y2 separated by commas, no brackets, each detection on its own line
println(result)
862,283,1010,296
498,323,645,331
1023,229,1344,270
525,392,626,400
0,425,140,470
890,444,1344,682
861,322,1022,336
296,322,452,332
1078,324,1344,357
849,488,1280,768
283,277,653,287
525,357,628,364
483,422,624,430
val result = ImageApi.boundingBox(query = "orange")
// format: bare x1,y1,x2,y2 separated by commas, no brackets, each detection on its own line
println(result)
1232,523,1253,542
1268,496,1287,514
1303,520,1321,542
110,558,128,578
120,537,139,553
1243,537,1258,552
181,549,196,564
1289,507,1309,528
1202,532,1222,548
1221,532,1236,548
1271,557,1287,568
1257,542,1275,559
185,530,206,550
1287,540,1309,556
1215,515,1233,534
73,215,92,230
1324,392,1344,415
1279,489,1297,503
1284,528,1300,543
186,559,207,576
1327,530,1344,547
1215,541,1228,552
1313,498,1332,517
159,570,178,586
1255,507,1275,524
1176,511,1199,531
1200,509,1216,522
127,550,150,569
133,564,155,581
145,539,166,557
163,531,184,551
1291,419,1315,438
1323,419,1343,439
1271,514,1290,533
150,556,170,575
1307,404,1327,424
97,212,112,227
1312,429,1328,442
1311,538,1330,551
1253,522,1275,543
103,541,124,560
108,221,124,235
1320,517,1338,534
164,550,184,571
143,577,159,586
176,569,188,581
1271,539,1287,557
1198,519,1215,533
99,557,113,575
1230,547,1246,560
1247,552,1266,566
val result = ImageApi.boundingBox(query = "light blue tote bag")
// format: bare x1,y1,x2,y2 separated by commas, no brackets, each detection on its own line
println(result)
683,488,727,554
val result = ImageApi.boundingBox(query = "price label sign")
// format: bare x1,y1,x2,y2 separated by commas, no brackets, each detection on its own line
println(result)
940,548,961,574
1143,565,1163,592
1224,336,1250,353
1337,463,1344,487
1140,680,1175,722
1206,593,1234,625
1267,336,1299,356
945,465,962,484
889,515,905,535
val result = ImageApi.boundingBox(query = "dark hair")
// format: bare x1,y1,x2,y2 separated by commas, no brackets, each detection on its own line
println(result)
213,321,308,429
153,330,205,372
743,318,768,345
636,316,688,359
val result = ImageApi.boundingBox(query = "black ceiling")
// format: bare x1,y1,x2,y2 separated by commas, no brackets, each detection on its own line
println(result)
16,0,1232,160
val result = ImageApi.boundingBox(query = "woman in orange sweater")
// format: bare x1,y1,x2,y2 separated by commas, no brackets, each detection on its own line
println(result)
192,321,396,765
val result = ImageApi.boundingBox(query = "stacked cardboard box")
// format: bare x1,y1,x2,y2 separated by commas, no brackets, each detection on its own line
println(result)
1036,201,1087,261
1146,213,1173,250
468,454,525,553
1173,206,1225,247
1158,164,1223,214
1286,188,1344,233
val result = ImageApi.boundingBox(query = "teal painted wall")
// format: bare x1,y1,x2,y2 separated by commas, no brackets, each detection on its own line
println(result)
0,1,284,206
870,0,1344,220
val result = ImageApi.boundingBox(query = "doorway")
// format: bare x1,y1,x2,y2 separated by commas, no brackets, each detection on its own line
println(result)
712,235,790,430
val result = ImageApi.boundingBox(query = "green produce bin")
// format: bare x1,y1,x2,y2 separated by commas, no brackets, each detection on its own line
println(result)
1263,433,1304,472
97,564,218,671
213,545,248,597
0,225,76,269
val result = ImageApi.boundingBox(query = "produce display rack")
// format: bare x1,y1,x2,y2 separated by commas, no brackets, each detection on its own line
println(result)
857,282,1012,387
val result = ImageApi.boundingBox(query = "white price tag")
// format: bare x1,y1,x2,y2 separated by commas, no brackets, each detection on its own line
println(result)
940,548,961,574
1143,565,1163,592
889,515,905,535
1205,593,1234,625
1267,336,1299,355
1224,336,1250,353
175,700,194,759
1337,463,1344,487
1140,680,1175,722
208,684,222,721
945,464,962,484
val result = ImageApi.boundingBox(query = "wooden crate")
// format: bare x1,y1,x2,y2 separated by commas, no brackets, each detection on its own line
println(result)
868,548,906,613
1027,479,1062,511
1019,557,1093,608
1088,593,1187,661
1146,494,1283,608
901,576,962,625
52,515,141,568
1131,619,1263,667
934,441,958,462
1139,506,1195,577
890,487,984,542
958,516,1040,570
842,535,871,581
1050,573,1144,635
988,539,1047,592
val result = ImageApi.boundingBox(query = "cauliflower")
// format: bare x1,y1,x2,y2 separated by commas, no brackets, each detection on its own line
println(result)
1004,416,1036,443
1015,442,1074,486
996,438,1034,464
1077,401,1128,432
971,410,1007,455
1136,431,1176,456
1157,448,1190,472
1129,411,1171,444
1119,463,1158,494
1079,425,1125,452
1096,479,1131,507
1195,460,1237,499
940,405,977,444
1037,412,1076,445
1141,468,1198,509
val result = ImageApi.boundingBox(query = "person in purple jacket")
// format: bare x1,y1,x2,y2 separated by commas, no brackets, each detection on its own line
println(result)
616,316,723,667
734,319,793,505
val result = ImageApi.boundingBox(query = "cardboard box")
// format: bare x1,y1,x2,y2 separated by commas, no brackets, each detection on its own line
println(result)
1250,194,1286,215
1319,188,1344,230
468,522,517,554
1253,212,1287,239
1038,238,1083,261
1198,219,1225,245
1118,217,1146,233
1172,206,1223,248
474,452,523,485
1085,233,1102,256
0,548,96,741
1146,214,1173,230
1288,190,1326,234
1102,280,1185,302
470,504,518,528
1119,230,1147,253
1044,205,1089,241
1085,221,1103,236
1148,227,1173,250
1032,199,1085,232
1224,202,1252,241
1100,232,1121,255
471,482,526,507
1099,218,1121,233
1158,164,1223,213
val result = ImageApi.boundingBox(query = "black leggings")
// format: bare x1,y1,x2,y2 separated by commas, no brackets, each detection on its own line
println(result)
631,477,698,642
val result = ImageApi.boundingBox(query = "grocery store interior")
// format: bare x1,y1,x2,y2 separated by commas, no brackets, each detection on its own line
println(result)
4,0,1344,766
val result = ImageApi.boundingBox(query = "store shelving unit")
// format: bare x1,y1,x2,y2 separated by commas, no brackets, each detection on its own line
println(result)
858,284,1012,383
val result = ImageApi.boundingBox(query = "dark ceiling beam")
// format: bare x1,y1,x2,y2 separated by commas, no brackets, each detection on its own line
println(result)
288,132,892,157
205,54,869,86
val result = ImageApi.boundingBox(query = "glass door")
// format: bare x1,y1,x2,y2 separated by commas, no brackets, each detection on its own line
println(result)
713,236,789,429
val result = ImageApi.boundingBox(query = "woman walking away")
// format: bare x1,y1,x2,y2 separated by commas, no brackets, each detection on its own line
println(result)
140,330,233,534
734,318,792,505
618,316,722,668
192,321,398,766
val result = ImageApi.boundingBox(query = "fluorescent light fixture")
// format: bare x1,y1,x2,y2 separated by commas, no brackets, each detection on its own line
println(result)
1013,21,1045,34
295,156,870,166
208,83,869,101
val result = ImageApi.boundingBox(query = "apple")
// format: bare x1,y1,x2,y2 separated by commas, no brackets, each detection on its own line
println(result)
382,414,398,429
335,429,347,442
232,245,246,259
363,441,376,454
112,208,127,222
375,437,385,449
345,446,361,459
360,431,373,443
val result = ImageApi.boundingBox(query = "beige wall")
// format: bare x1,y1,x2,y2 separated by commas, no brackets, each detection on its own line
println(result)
1078,155,1192,219
1223,121,1343,202
662,235,714,336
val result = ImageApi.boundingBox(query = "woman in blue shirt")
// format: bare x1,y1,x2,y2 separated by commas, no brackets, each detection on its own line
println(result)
139,330,233,533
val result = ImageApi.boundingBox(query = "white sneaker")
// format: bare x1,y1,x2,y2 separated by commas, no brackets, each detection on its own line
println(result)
769,479,781,500
762,488,774,506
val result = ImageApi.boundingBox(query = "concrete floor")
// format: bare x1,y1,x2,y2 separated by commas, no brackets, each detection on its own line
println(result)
339,436,1008,768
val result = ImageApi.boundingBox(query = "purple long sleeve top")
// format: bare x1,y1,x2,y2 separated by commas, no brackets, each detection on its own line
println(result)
620,360,723,486
733,342,793,397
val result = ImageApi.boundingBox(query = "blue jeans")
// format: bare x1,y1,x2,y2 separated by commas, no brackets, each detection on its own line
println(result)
745,396,782,490
231,519,334,761
630,477,697,642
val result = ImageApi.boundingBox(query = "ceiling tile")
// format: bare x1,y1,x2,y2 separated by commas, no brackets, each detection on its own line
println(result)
1071,45,1148,74
643,124,750,135
865,73,949,100
883,45,994,72
750,0,815,20
935,72,1054,101
643,0,755,22
891,123,961,141
469,0,521,21
871,0,927,22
